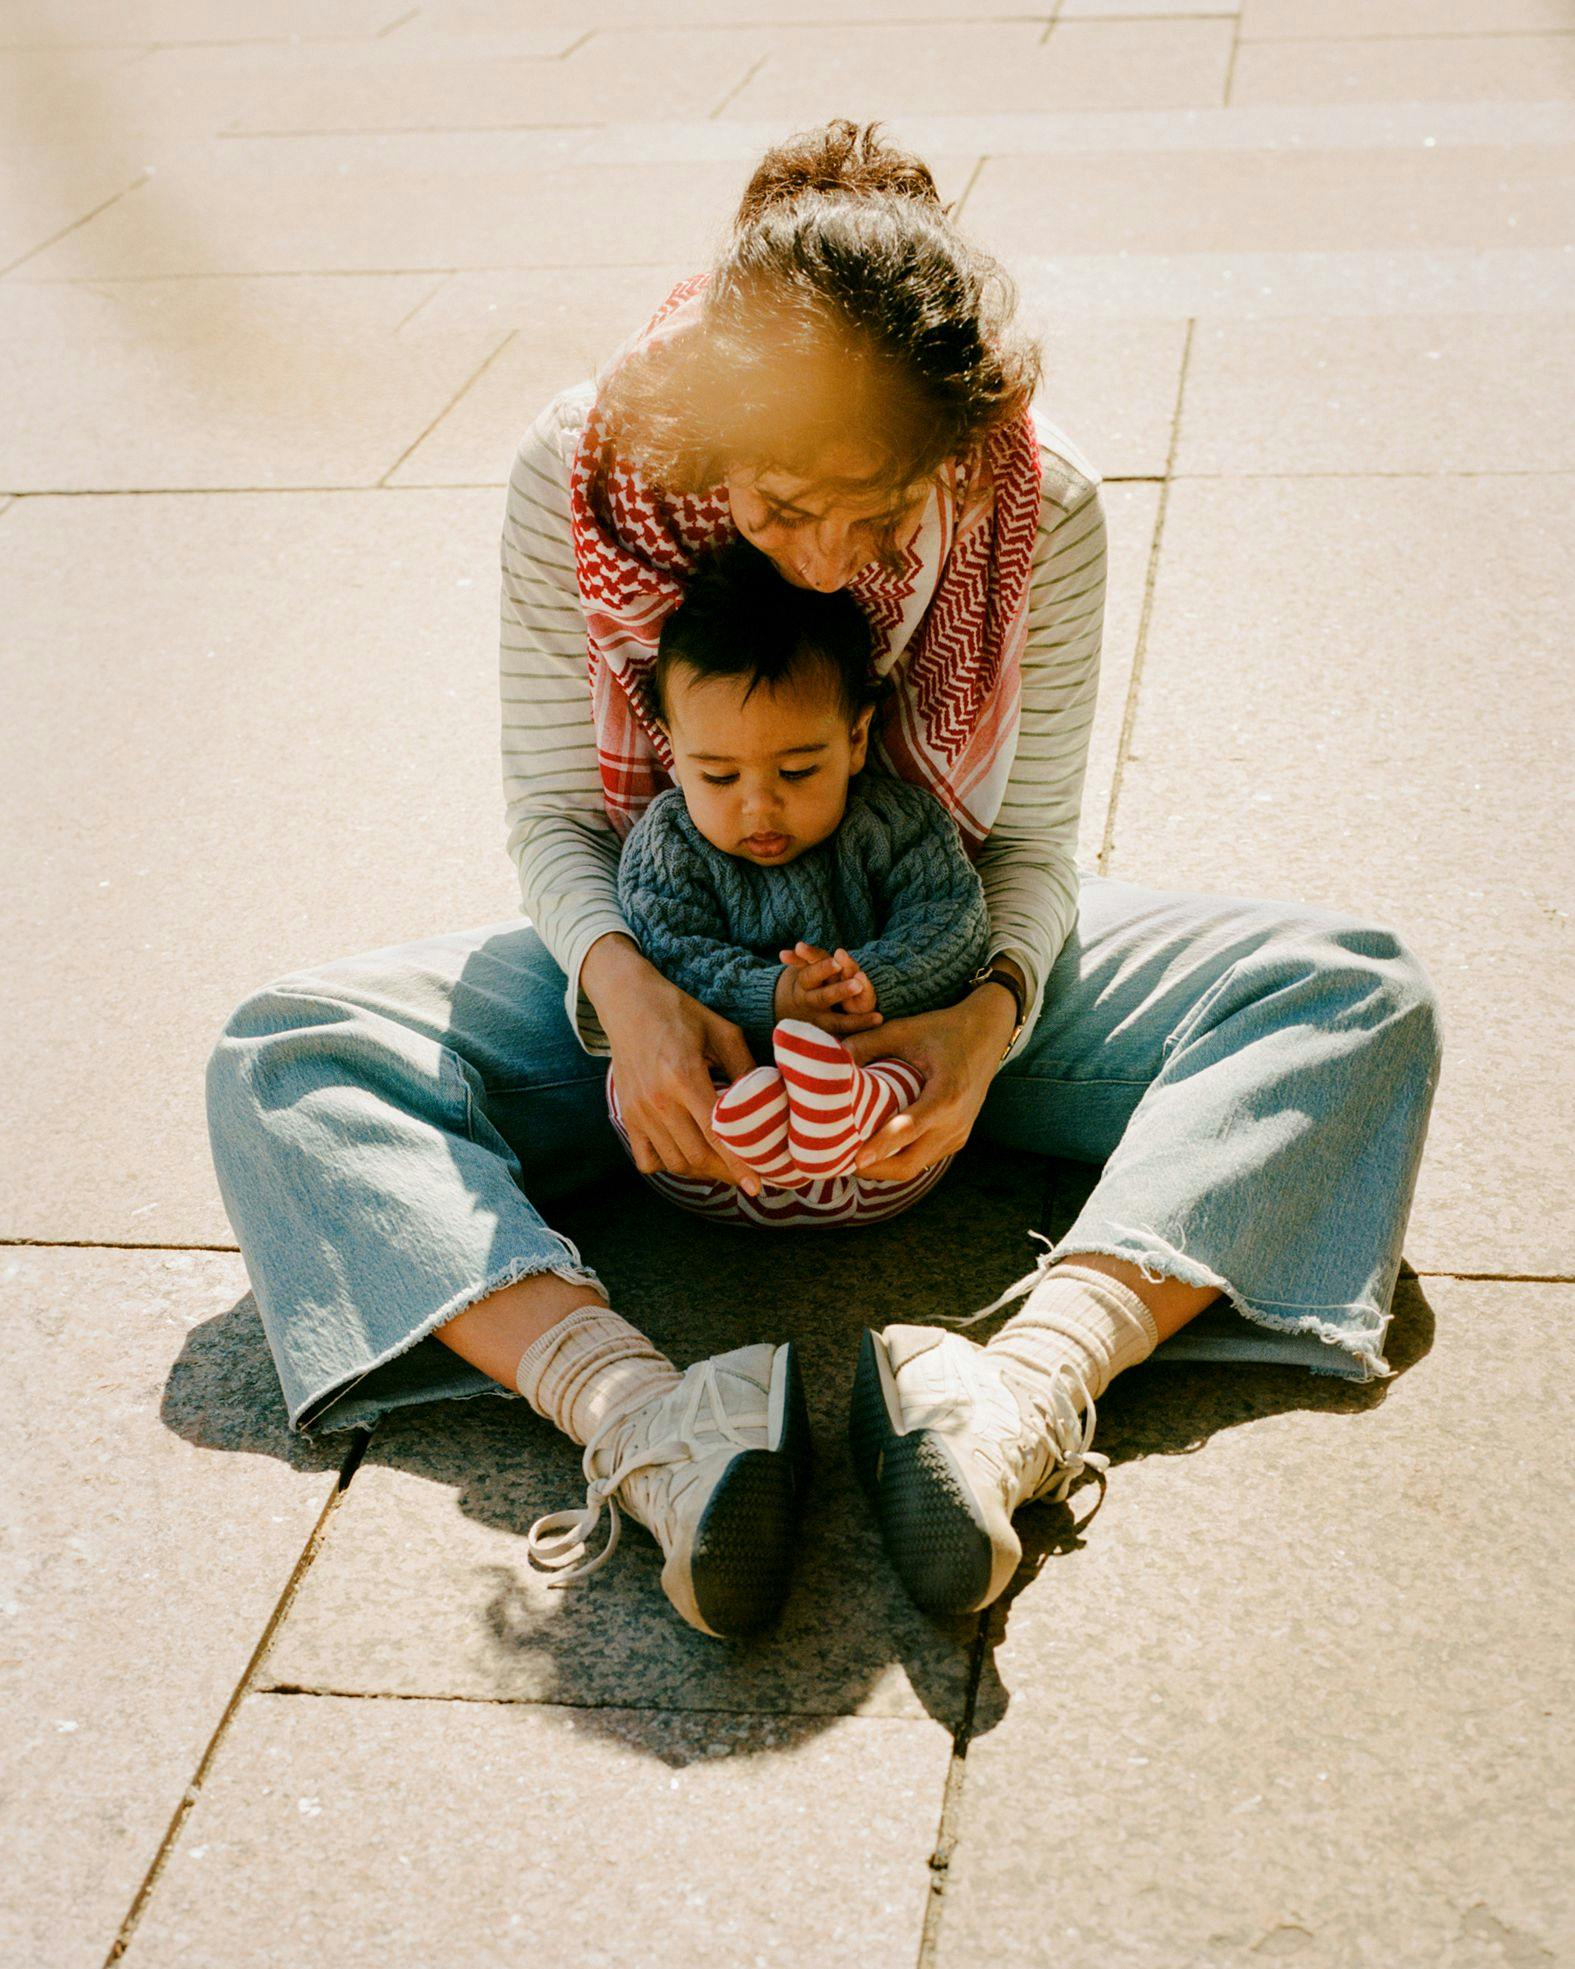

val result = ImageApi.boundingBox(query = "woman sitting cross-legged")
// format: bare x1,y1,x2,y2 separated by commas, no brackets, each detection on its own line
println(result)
206,118,1443,1645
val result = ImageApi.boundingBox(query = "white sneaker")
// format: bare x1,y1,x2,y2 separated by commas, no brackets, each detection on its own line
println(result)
849,1324,1108,1615
525,1341,811,1639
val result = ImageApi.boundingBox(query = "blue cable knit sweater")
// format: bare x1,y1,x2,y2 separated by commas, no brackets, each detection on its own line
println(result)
617,770,993,1063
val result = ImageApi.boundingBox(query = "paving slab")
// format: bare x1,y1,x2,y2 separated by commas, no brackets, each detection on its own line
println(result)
1231,32,1575,106
721,19,1236,121
0,1246,343,1969
931,1278,1575,1969
259,1151,1054,1724
0,0,409,46
410,0,1070,26
580,102,1575,166
966,145,1575,257
118,1690,951,1968
1065,0,1238,14
1105,473,1575,1277
1010,245,1575,321
1035,318,1187,481
0,276,505,491
18,140,763,278
0,487,516,1247
383,263,713,483
0,141,145,275
1176,314,1575,474
135,28,764,137
1241,0,1571,35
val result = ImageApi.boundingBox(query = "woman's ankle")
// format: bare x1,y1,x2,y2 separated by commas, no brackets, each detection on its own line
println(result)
432,1268,610,1390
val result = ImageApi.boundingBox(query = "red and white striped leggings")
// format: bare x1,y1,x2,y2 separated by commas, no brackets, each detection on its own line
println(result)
604,1018,953,1227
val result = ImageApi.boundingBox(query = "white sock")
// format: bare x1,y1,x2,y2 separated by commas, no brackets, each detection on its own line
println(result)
513,1304,682,1448
985,1264,1160,1411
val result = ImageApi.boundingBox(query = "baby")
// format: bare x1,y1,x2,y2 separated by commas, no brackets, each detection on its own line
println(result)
605,534,992,1226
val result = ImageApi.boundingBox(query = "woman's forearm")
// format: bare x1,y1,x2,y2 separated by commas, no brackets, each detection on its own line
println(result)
580,930,663,1033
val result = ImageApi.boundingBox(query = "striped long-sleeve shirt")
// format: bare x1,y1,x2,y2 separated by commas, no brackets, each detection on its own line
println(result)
500,379,1106,1064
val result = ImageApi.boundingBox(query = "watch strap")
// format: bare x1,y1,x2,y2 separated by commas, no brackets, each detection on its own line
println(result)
971,960,1028,1057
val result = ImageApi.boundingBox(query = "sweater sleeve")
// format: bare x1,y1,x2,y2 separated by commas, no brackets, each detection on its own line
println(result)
617,801,782,1059
974,413,1107,1065
842,779,993,1022
499,381,631,1058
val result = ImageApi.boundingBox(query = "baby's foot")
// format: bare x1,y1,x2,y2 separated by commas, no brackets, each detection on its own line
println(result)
712,1065,801,1185
774,1019,923,1180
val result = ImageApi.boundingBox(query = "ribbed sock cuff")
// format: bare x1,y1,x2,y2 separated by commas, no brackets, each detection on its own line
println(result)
514,1304,681,1447
985,1263,1160,1407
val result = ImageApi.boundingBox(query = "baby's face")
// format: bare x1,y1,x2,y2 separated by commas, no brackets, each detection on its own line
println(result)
659,662,874,867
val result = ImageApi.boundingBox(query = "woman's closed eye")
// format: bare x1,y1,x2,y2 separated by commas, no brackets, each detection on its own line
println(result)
760,502,884,538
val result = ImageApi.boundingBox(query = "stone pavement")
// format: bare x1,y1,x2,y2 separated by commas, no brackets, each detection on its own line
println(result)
3,3,1572,1964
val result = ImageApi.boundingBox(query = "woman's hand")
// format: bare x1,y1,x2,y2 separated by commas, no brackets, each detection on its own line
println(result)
841,985,1018,1182
774,942,884,1035
583,934,767,1194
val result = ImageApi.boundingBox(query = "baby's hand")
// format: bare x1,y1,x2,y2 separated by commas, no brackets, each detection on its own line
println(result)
775,943,880,1025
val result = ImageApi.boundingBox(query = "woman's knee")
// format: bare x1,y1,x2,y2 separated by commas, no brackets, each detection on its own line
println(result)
1285,911,1445,1070
204,972,372,1144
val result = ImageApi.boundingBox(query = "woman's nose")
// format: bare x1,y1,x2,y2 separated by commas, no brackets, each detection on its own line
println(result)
794,526,864,590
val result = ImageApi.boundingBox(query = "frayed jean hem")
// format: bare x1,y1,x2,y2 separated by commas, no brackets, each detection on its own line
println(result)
291,1232,605,1437
1046,1222,1396,1385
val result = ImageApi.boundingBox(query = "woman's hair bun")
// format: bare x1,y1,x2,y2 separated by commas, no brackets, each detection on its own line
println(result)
735,118,948,226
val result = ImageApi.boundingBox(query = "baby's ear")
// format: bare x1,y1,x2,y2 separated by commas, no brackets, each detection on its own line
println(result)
848,703,875,770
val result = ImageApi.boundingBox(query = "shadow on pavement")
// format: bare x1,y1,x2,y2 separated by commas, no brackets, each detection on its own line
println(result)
161,1154,1434,1768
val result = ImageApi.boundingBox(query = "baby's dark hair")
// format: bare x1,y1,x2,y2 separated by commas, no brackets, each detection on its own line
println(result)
648,534,889,727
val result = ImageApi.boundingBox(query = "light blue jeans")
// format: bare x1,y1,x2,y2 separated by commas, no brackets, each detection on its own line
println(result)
204,870,1444,1436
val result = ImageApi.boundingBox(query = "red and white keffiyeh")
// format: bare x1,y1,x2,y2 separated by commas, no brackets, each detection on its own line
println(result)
567,270,1042,852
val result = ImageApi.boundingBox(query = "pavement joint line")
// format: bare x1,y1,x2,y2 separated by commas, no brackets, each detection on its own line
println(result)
390,270,453,334
1098,315,1195,877
948,154,988,224
223,120,601,137
1,1236,242,1252
1223,0,1243,110
5,1240,1570,1285
1,261,676,281
1242,28,1575,43
916,1613,991,1969
250,1684,961,1723
0,171,150,282
708,54,771,121
100,1426,374,1969
9,34,405,52
377,325,520,485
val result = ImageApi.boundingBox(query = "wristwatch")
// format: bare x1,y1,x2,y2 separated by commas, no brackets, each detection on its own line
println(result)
969,959,1028,1061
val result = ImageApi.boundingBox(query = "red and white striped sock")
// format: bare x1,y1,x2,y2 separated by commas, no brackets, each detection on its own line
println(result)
774,1019,924,1180
711,1065,802,1184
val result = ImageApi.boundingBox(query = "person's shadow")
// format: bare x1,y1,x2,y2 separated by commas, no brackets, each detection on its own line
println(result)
163,1146,1434,1769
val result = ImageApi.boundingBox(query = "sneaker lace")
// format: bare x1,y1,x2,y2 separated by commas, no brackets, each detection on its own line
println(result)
524,1360,757,1588
987,1353,1110,1507
940,1229,1114,1507
936,1229,1059,1329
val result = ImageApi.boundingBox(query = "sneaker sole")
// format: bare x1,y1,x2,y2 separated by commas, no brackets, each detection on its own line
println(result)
848,1328,1000,1617
688,1341,812,1639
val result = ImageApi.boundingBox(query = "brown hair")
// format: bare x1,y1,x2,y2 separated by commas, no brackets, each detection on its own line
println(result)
595,118,1042,572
